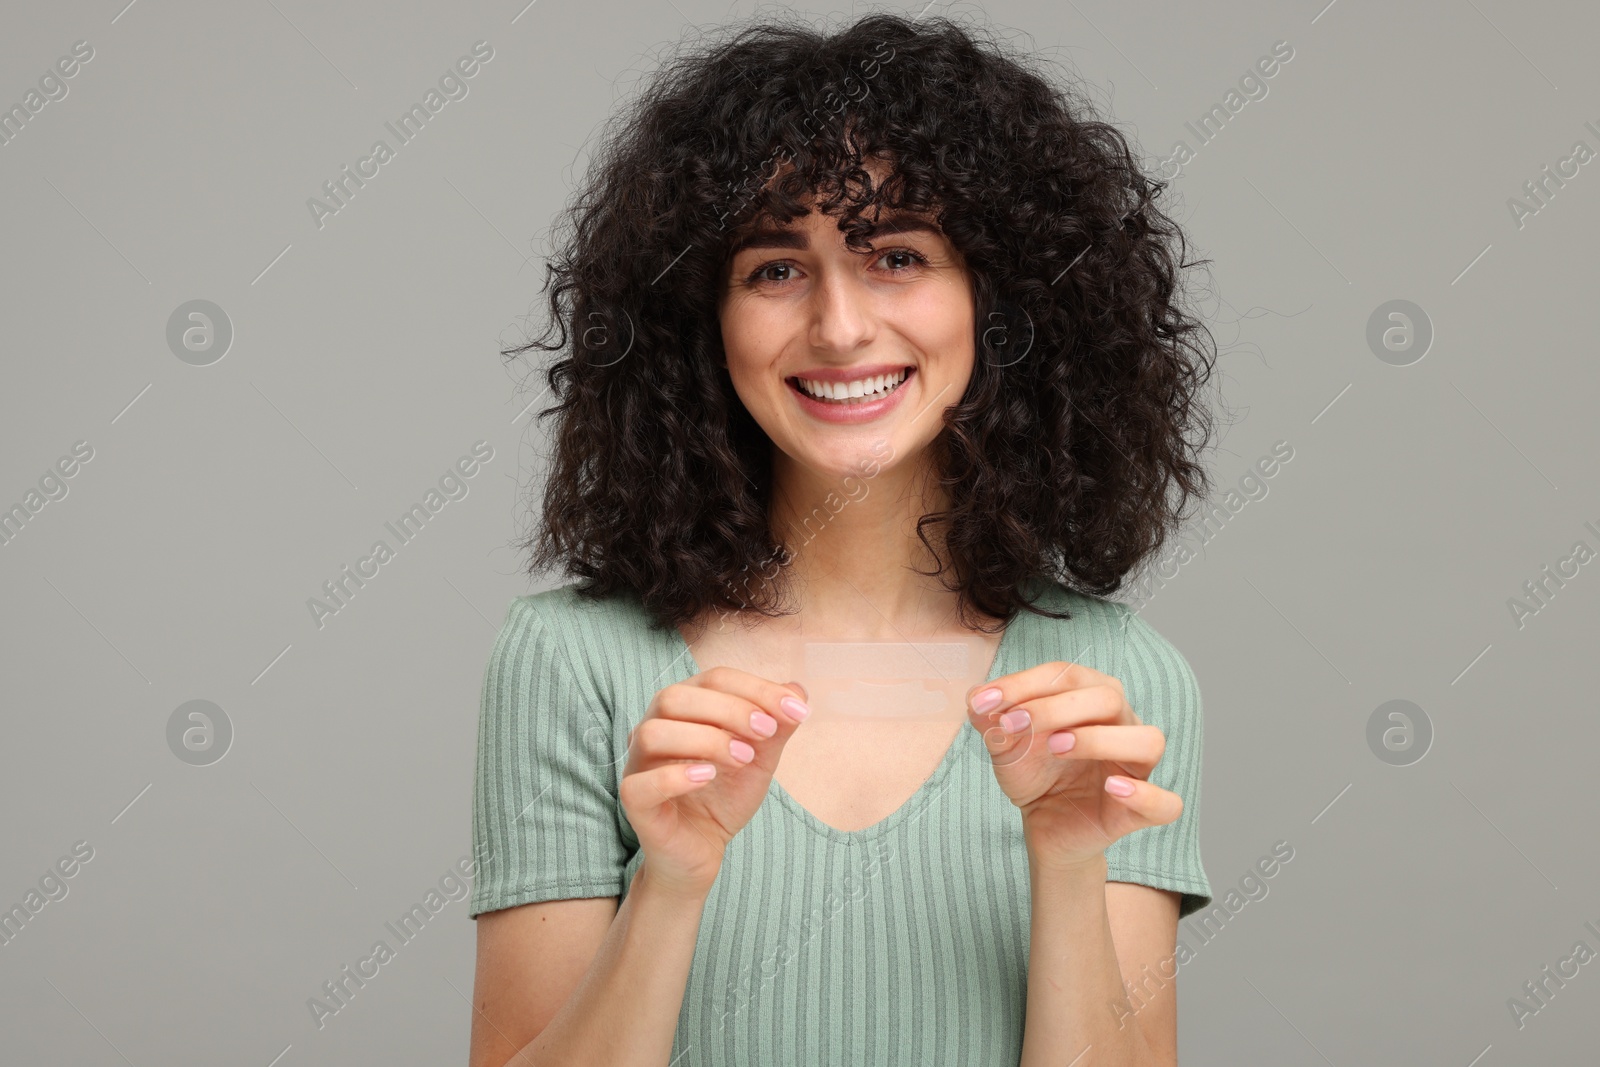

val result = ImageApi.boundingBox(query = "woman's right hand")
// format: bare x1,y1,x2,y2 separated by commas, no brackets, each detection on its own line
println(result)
619,667,810,899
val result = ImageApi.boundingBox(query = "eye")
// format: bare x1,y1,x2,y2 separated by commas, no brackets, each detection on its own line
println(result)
874,247,929,272
742,247,930,288
745,260,799,285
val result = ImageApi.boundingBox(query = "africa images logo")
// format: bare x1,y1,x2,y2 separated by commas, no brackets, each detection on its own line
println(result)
306,41,494,230
306,441,493,629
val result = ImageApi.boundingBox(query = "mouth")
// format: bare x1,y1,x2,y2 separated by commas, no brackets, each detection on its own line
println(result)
785,366,914,406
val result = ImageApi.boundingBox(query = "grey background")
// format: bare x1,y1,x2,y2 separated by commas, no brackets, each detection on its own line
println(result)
2,0,1596,1063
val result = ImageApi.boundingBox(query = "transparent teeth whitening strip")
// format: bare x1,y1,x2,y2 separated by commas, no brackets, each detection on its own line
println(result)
785,635,991,721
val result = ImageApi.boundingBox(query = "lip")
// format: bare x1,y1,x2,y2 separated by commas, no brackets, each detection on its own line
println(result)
789,362,914,383
786,366,915,424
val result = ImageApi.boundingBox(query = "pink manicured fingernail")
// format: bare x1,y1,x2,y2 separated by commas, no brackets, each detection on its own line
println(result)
729,739,756,763
999,709,1031,734
972,687,1004,713
750,711,778,738
780,696,811,722
687,764,716,781
1048,731,1075,754
1105,775,1135,796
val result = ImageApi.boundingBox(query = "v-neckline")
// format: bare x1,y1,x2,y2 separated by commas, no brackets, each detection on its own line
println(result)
664,581,1038,844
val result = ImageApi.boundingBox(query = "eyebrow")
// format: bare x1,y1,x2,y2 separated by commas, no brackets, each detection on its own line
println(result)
725,213,943,257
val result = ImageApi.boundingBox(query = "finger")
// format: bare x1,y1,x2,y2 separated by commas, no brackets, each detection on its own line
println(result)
990,683,1133,736
618,762,717,812
651,675,806,745
1102,775,1183,828
1038,723,1165,773
967,660,1127,719
629,716,760,771
678,666,812,730
975,686,1136,767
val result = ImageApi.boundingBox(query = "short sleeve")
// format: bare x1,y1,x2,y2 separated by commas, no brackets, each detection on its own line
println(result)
1103,606,1213,919
468,596,631,918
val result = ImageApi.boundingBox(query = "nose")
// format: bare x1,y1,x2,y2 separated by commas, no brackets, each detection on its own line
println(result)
808,266,876,355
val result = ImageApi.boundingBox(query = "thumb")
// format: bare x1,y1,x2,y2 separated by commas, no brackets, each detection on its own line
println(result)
965,685,1031,769
769,680,811,737
755,681,810,766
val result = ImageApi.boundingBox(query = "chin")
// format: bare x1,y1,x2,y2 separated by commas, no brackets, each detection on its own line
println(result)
792,436,909,481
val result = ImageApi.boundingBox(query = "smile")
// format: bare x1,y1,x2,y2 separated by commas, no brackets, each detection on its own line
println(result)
788,367,911,404
784,366,916,425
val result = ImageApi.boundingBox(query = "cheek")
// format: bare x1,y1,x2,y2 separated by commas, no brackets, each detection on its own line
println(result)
717,317,753,382
721,352,766,403
724,319,804,411
911,269,972,325
907,286,975,362
720,299,786,363
719,320,780,408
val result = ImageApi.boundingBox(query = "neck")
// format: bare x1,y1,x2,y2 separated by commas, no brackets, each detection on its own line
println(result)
761,446,984,638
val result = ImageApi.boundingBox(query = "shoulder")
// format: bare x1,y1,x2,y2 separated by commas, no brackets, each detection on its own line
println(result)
1022,579,1201,714
1113,606,1201,696
500,581,653,641
1108,604,1204,743
491,581,662,704
1028,577,1127,627
1013,578,1130,674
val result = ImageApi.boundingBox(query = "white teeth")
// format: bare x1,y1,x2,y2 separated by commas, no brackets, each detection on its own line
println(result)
796,368,909,402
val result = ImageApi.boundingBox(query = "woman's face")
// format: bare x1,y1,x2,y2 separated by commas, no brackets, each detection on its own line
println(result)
717,193,975,484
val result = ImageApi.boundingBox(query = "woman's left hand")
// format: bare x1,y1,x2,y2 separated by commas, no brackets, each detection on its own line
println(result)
966,660,1183,870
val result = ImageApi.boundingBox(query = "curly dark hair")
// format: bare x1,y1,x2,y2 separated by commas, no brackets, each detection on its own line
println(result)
505,10,1219,634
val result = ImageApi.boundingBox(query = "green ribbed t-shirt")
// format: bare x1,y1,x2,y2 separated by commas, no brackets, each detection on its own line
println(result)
469,576,1211,1065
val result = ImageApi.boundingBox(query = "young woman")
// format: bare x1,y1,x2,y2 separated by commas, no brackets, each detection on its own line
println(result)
468,12,1218,1066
